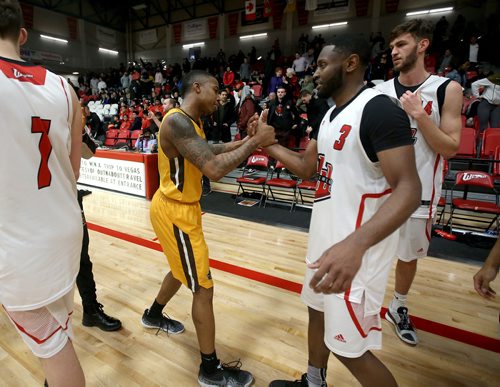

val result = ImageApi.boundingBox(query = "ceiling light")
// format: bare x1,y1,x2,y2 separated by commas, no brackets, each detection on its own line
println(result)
182,42,205,49
240,33,268,40
40,34,68,43
72,72,79,75
407,6,453,16
312,21,348,30
99,47,119,55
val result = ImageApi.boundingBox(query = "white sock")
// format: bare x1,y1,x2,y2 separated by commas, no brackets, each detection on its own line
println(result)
390,291,407,312
306,364,327,387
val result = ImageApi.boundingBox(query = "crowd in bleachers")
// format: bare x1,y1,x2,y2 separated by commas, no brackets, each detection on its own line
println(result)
75,15,499,159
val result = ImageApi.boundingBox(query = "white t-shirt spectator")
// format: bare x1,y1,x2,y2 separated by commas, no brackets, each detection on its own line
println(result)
97,79,107,92
469,43,479,63
293,56,309,73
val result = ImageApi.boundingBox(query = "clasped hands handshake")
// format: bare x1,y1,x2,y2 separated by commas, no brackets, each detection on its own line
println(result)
245,110,277,148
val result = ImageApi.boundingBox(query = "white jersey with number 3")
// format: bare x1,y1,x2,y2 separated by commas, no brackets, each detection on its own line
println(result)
307,88,399,315
0,57,82,311
376,75,449,218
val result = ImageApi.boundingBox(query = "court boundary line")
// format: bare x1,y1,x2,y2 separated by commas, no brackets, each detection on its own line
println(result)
87,221,500,354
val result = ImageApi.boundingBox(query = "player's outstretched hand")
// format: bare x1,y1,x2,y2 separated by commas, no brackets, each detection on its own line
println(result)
253,109,276,148
473,265,497,299
307,238,365,294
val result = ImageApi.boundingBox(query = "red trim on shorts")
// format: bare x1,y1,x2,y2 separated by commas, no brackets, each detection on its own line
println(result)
355,189,393,229
343,288,382,338
425,154,441,241
4,307,73,344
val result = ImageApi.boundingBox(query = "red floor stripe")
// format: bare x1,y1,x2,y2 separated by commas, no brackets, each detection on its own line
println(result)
87,222,499,353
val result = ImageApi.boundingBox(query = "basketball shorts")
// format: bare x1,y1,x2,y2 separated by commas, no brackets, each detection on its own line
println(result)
396,217,433,262
301,270,382,358
150,191,212,292
3,288,75,359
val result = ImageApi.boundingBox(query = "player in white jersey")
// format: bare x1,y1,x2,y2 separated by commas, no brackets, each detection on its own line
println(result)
376,19,462,346
0,1,85,385
249,36,421,387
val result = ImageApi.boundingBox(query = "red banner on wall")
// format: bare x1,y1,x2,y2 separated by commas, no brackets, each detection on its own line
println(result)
354,0,369,16
385,0,399,13
20,3,34,29
173,23,182,44
208,16,218,39
272,1,284,30
228,13,238,37
297,1,308,26
67,17,78,40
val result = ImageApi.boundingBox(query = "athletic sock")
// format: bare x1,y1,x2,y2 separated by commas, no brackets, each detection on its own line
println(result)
201,351,219,374
147,299,165,319
390,291,407,313
306,364,327,387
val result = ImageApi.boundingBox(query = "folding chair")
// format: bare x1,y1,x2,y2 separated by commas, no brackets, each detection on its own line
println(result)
296,178,317,209
116,129,131,147
104,129,119,147
480,128,500,159
435,160,449,225
264,161,298,211
235,154,270,205
448,171,500,234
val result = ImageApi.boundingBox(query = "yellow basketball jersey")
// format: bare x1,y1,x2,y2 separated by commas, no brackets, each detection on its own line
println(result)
157,108,206,203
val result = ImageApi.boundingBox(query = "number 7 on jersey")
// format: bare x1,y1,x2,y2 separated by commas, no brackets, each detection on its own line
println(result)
31,117,53,189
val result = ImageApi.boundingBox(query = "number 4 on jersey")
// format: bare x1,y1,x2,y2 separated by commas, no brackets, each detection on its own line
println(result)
31,117,53,189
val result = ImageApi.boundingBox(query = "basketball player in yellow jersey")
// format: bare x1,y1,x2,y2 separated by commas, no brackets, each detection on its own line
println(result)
145,70,275,387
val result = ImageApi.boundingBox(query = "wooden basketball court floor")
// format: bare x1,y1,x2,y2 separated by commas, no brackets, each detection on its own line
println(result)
1,187,499,387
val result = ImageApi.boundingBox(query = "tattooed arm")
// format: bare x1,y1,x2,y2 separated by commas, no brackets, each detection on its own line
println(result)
209,139,249,155
163,112,274,181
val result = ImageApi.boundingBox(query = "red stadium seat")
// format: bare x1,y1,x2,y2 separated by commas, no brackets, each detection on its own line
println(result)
264,161,297,211
235,154,270,206
456,127,477,158
104,129,119,147
480,128,500,159
448,171,500,234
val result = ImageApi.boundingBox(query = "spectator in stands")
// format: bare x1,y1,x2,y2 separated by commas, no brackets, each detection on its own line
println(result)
371,52,391,81
120,114,132,131
300,89,330,139
223,66,235,87
283,68,300,102
239,57,251,82
84,105,103,141
140,71,154,96
471,73,500,132
236,85,258,139
292,52,309,78
120,72,130,90
268,66,284,94
154,68,164,85
97,77,107,93
444,60,464,86
438,48,455,74
135,127,157,153
267,86,298,147
108,115,120,130
90,74,99,94
212,90,235,143
130,112,142,131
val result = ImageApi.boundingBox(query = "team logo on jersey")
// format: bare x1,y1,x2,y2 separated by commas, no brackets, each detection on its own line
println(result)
12,68,34,79
0,60,47,85
334,334,346,343
423,100,433,116
315,153,332,202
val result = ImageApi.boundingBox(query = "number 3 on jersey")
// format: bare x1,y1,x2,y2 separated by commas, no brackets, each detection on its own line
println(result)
333,124,352,151
31,117,53,189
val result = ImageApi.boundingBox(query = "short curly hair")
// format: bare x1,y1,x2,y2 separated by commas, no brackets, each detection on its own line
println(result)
0,0,22,41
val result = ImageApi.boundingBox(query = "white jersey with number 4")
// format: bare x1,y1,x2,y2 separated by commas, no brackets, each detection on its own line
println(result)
0,57,82,311
376,75,449,218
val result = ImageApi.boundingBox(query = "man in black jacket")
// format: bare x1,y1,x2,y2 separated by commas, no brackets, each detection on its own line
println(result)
267,86,298,147
300,89,331,139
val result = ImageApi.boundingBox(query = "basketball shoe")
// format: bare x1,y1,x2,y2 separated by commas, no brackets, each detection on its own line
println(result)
269,373,327,386
141,309,185,335
198,360,253,387
385,306,419,345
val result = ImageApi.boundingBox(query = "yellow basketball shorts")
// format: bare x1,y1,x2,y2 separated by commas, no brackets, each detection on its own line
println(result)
150,191,212,292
